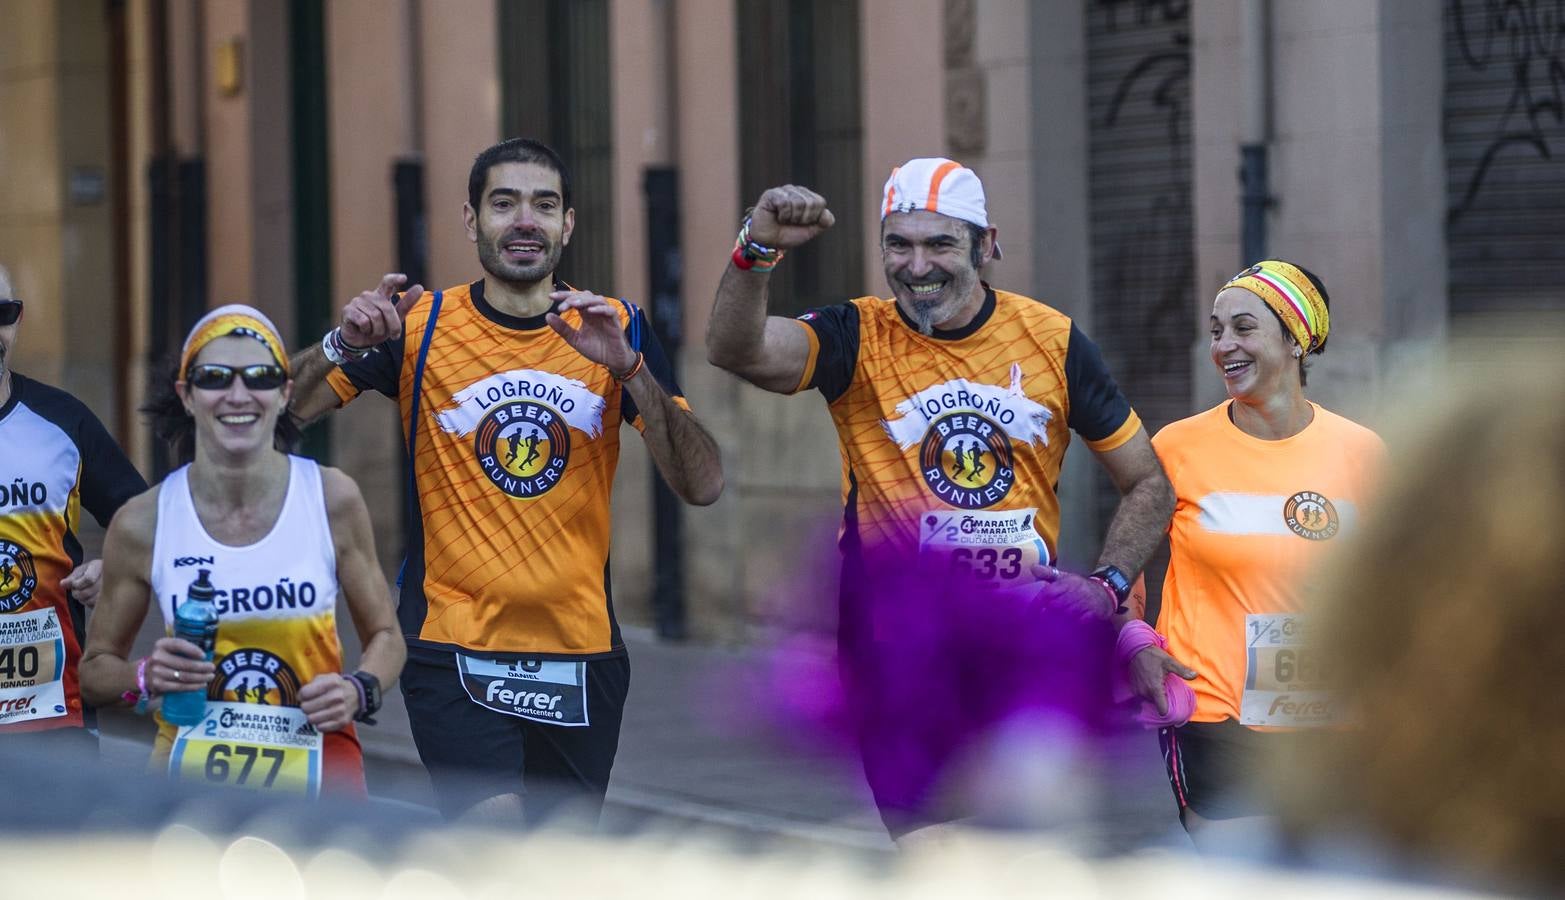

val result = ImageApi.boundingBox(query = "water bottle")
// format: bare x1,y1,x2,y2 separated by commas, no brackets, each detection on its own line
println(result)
161,568,218,726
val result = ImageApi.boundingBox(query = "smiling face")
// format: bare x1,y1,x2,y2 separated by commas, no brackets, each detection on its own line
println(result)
175,335,291,460
465,161,575,287
1210,286,1301,404
880,210,993,334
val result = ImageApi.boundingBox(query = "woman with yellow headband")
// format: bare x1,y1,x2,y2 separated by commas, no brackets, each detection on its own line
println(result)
1123,261,1384,851
81,305,405,798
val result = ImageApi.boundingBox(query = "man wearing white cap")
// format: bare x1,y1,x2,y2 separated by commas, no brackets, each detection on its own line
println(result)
707,160,1185,837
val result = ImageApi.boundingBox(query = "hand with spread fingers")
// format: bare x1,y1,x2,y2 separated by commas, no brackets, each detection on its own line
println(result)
547,290,639,377
1127,644,1198,716
340,272,425,349
745,185,837,250
298,673,361,733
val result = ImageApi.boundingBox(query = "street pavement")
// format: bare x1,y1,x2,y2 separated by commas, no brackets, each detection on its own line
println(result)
101,604,1190,855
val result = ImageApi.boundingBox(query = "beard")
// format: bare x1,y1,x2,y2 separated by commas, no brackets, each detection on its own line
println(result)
476,226,564,287
892,265,980,336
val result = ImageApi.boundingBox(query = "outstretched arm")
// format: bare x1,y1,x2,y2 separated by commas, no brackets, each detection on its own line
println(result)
705,186,835,394
289,273,424,425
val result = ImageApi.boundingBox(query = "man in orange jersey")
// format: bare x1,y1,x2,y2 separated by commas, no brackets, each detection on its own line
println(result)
288,139,724,825
0,262,146,755
707,160,1184,839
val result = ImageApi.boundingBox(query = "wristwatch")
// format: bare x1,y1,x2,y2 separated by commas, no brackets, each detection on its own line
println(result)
349,670,382,724
1089,565,1132,616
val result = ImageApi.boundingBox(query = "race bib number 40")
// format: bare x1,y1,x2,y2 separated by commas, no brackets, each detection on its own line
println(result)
1240,614,1335,727
457,655,588,727
0,608,68,726
918,509,1050,594
169,702,323,797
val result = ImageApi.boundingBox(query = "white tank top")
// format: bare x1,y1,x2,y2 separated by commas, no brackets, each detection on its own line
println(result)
150,455,343,709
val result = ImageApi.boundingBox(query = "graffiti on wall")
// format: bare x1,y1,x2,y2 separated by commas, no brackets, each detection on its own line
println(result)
1447,0,1565,222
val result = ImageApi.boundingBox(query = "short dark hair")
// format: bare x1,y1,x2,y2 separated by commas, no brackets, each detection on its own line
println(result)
1258,261,1331,387
467,138,572,211
142,353,301,465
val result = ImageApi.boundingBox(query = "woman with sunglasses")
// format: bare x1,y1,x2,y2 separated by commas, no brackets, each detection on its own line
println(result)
1126,261,1383,851
82,305,404,798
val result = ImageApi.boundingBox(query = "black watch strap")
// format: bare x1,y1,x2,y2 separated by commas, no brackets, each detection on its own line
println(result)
1090,565,1132,615
350,670,382,724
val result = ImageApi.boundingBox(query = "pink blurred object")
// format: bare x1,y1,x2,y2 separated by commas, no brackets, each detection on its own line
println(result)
1112,620,1195,728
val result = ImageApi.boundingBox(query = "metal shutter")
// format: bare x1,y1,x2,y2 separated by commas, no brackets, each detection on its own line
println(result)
1085,2,1194,526
1444,1,1565,318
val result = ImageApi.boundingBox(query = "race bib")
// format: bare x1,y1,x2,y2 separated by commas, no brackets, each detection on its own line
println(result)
0,608,68,725
1240,613,1335,727
168,702,323,797
918,509,1051,598
457,654,589,727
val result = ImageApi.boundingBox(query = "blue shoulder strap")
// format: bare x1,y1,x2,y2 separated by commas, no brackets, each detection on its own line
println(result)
396,290,443,588
618,298,642,352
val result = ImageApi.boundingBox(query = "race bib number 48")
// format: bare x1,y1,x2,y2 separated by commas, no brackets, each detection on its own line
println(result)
1240,614,1335,727
457,655,589,727
0,608,68,725
168,702,323,797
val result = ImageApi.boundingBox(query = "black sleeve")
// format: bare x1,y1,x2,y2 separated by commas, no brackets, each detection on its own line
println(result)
621,306,683,423
1063,323,1135,443
797,302,860,404
336,332,406,399
69,398,147,526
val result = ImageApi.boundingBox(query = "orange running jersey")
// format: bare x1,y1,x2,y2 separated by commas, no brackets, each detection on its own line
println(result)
1154,401,1383,726
794,286,1140,564
326,281,684,659
0,373,145,734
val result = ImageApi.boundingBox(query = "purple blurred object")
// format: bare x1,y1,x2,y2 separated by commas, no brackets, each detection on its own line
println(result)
1111,619,1195,728
830,548,1116,826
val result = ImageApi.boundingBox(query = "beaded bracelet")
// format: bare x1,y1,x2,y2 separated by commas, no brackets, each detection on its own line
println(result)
732,218,785,272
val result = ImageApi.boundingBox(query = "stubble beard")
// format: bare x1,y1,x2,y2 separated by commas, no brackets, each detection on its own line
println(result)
477,229,563,288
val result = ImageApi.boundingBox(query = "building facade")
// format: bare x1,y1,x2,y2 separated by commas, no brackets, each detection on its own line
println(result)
2,0,1559,637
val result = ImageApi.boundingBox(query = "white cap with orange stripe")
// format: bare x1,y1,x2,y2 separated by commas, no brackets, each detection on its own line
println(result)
880,157,1002,259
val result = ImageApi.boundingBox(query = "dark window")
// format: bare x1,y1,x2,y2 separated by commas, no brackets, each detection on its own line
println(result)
737,0,863,315
498,0,614,294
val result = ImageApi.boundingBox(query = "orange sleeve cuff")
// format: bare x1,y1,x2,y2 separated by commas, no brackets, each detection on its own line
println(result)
791,319,821,395
324,367,360,406
1085,409,1142,453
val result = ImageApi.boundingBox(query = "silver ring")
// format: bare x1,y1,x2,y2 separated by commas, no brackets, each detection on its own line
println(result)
173,670,182,682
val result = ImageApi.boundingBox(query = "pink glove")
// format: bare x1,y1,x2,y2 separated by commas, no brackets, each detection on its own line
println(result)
1112,620,1195,728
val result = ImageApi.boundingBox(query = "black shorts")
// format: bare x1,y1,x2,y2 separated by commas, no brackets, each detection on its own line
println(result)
400,649,630,825
1159,719,1320,820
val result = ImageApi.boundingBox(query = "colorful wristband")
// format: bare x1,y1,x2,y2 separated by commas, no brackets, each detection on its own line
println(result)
612,352,645,383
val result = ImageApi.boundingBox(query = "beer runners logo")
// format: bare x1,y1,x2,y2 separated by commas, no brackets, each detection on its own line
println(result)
881,364,1054,510
1284,490,1340,541
434,369,607,500
211,648,304,706
0,541,39,613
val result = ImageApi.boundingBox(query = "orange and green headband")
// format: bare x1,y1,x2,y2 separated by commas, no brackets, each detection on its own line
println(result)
179,304,289,379
1223,261,1330,353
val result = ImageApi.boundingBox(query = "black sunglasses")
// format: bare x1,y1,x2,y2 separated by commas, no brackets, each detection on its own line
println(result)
0,300,21,327
186,363,287,391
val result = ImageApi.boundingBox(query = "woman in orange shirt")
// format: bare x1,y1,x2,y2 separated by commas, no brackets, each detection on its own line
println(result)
1129,261,1383,851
